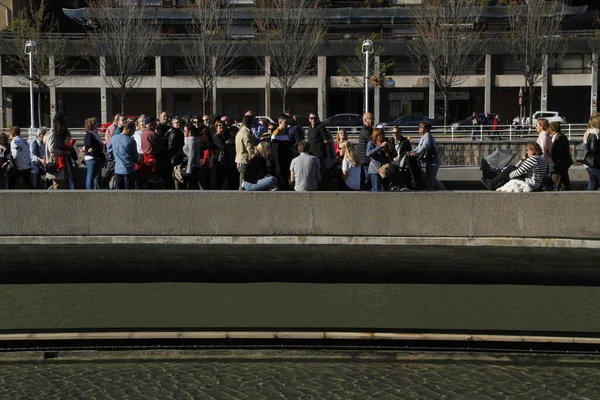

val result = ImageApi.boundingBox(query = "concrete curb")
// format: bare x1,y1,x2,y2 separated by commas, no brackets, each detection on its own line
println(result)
2,235,600,249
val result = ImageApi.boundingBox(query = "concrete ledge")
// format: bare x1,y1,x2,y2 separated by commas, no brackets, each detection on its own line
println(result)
1,191,598,240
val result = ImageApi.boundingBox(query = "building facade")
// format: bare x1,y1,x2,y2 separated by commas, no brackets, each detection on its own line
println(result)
0,1,597,128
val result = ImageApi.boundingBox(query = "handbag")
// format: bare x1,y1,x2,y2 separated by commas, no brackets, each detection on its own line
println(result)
378,163,391,179
575,142,589,165
45,162,58,173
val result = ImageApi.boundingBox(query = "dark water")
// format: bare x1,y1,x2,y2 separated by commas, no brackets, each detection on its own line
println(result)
0,282,600,334
0,353,599,399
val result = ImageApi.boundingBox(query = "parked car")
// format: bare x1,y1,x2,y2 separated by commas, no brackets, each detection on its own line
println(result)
451,113,507,132
376,114,436,129
531,111,567,126
322,113,363,133
255,116,276,124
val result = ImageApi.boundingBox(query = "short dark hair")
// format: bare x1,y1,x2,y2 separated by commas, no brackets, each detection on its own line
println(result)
419,122,431,132
242,114,254,127
297,140,310,153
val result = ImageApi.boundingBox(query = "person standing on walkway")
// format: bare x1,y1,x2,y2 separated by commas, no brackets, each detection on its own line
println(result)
44,113,71,190
104,113,121,147
307,113,333,190
108,121,138,190
30,127,48,189
409,122,446,191
582,113,600,190
548,122,572,191
357,112,374,189
536,118,553,172
235,114,256,190
83,118,104,190
6,126,33,189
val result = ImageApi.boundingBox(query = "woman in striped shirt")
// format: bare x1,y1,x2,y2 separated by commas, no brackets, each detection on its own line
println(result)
499,142,548,192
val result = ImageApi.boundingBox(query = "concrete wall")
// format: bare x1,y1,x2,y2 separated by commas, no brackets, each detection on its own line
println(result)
2,191,598,240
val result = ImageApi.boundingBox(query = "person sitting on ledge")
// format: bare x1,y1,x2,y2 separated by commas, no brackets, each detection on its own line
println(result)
496,142,548,193
242,141,278,191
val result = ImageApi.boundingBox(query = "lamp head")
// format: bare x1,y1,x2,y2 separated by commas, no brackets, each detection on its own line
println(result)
24,40,37,54
361,39,373,55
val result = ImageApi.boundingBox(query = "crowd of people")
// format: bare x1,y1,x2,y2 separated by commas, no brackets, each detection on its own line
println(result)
0,110,448,192
2,110,598,192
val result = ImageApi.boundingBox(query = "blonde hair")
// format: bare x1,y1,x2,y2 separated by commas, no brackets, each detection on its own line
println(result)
336,129,347,143
339,141,359,167
584,113,600,144
256,141,271,157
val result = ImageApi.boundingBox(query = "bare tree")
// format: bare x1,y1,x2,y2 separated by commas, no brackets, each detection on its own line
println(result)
7,0,71,127
254,0,325,113
337,34,395,108
502,0,567,121
410,0,485,128
182,0,239,115
85,0,162,115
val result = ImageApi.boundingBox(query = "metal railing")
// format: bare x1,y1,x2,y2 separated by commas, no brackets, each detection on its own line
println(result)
309,124,588,142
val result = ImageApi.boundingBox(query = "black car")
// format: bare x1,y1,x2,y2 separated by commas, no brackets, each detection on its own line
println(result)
376,114,436,129
322,114,363,133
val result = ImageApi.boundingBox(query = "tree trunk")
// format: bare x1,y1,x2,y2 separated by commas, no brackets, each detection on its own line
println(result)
282,87,288,117
527,81,534,127
202,90,207,116
443,92,449,131
120,86,126,114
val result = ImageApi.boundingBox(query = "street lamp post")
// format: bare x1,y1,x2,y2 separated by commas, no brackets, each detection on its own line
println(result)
24,40,36,142
361,39,373,114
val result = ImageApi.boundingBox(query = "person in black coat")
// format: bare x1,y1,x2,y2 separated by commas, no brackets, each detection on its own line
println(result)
548,121,572,191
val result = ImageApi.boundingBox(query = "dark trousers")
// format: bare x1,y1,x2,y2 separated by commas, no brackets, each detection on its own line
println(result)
32,163,50,189
115,173,136,190
8,168,33,189
487,165,518,190
551,170,571,191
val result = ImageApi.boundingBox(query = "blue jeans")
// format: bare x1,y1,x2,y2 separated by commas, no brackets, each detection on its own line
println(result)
85,158,101,190
242,176,277,191
370,173,384,192
586,165,600,190
115,173,136,190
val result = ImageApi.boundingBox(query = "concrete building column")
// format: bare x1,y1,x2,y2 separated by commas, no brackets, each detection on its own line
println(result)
374,55,381,123
99,56,107,124
591,53,598,117
264,56,271,116
541,54,548,112
317,56,327,119
428,60,435,119
49,56,56,123
155,56,162,118
484,54,492,113
0,55,4,130
4,91,11,128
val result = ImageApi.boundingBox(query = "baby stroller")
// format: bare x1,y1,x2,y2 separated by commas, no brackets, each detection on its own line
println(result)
388,154,425,191
480,148,516,190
